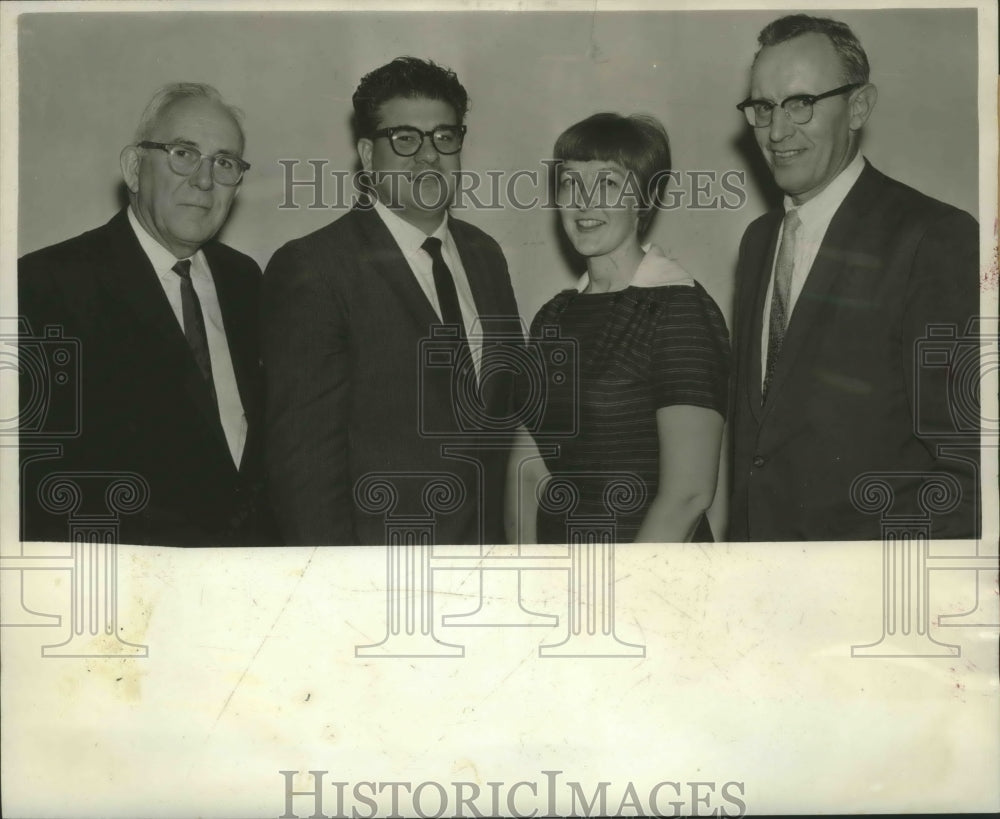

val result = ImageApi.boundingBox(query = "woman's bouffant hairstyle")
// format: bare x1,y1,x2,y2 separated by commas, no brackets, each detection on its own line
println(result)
552,113,672,235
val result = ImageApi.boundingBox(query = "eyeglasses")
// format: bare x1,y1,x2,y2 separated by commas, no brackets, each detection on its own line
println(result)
736,83,863,128
137,141,250,186
371,125,467,157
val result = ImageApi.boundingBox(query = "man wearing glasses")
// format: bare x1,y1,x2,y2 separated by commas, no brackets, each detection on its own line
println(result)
18,83,275,546
729,14,980,540
264,57,519,545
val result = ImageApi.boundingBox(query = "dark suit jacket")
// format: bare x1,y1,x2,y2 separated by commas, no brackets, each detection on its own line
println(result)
18,209,275,546
730,162,980,540
263,206,520,545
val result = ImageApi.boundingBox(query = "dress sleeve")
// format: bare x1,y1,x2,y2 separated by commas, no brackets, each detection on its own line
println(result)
649,285,731,417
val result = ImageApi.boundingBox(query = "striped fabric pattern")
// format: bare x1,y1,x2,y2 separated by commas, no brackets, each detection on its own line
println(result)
528,282,730,543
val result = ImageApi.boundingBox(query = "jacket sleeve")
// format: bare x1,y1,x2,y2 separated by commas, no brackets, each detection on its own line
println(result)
262,240,355,545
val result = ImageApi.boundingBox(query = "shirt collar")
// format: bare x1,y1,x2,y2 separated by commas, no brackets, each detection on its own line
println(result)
127,206,202,274
372,199,450,255
575,244,694,293
783,151,865,225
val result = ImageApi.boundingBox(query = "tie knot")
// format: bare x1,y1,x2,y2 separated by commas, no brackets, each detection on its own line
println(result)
172,259,193,280
422,236,444,260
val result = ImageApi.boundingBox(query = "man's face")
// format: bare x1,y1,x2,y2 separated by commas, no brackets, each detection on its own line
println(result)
125,96,244,258
750,32,860,205
358,96,461,230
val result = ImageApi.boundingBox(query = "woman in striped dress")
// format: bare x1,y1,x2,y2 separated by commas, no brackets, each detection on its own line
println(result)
506,113,730,543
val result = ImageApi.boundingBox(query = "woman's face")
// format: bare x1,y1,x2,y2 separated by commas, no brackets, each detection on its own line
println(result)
556,159,641,260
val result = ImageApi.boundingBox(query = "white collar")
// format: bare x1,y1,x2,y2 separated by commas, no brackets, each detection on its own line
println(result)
575,244,695,293
127,206,202,273
372,199,449,253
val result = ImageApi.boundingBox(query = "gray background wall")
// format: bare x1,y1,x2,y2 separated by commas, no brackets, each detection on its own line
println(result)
17,8,980,534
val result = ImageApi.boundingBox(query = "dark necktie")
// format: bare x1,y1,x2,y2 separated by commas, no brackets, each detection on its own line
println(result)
422,237,467,336
763,208,801,402
171,259,217,406
422,236,480,398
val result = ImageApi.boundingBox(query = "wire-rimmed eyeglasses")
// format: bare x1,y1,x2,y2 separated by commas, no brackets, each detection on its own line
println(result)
137,141,250,186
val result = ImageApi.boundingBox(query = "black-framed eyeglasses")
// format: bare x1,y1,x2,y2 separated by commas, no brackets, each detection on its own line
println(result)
736,83,863,128
137,141,250,186
371,125,467,157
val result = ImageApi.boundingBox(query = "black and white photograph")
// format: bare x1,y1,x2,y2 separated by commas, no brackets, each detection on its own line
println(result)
1,1,997,816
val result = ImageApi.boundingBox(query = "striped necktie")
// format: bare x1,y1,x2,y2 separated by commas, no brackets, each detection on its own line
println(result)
171,259,217,407
763,208,801,402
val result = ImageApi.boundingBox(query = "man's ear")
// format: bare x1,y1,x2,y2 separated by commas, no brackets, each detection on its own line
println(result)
120,145,141,194
849,83,878,132
357,138,373,172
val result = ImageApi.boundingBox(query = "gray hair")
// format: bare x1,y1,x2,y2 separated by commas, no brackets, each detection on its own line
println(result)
132,82,246,147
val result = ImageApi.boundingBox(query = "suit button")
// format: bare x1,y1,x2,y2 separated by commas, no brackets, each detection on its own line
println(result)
752,455,767,468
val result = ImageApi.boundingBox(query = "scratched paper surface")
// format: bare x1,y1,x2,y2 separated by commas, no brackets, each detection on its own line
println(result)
2,544,999,816
2,2,998,817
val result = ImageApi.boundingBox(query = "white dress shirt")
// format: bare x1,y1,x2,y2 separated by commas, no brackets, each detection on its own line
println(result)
372,200,483,377
760,151,866,384
127,207,247,467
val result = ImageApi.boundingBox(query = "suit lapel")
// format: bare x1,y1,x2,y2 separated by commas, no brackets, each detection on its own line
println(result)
450,220,494,321
759,163,881,417
353,207,441,332
204,244,254,419
102,210,191,360
743,211,782,423
101,210,232,460
450,219,519,416
205,245,262,475
352,207,513,420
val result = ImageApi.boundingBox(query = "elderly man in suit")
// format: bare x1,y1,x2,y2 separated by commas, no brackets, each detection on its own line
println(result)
19,82,274,546
264,57,520,545
729,15,980,540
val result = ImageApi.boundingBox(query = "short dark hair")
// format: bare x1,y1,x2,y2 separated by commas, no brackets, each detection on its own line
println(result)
352,57,469,138
552,113,672,235
755,14,870,84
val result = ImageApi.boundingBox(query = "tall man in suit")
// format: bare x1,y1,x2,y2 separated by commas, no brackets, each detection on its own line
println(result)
19,83,274,546
729,15,980,540
264,57,520,545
